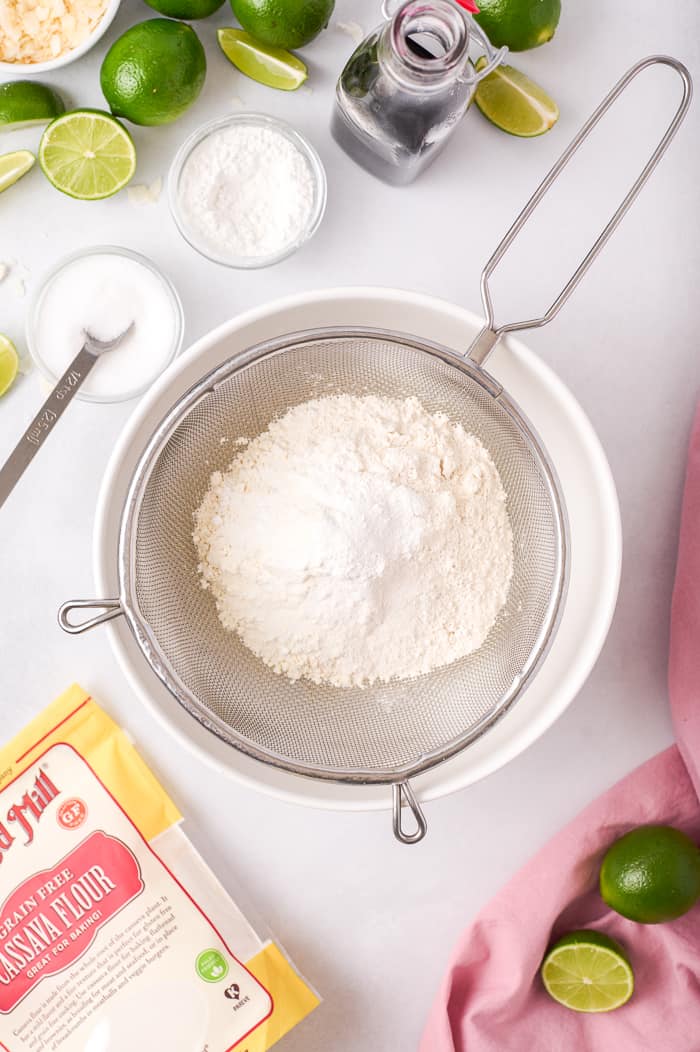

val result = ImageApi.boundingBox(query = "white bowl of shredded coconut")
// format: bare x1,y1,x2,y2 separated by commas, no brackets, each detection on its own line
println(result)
168,113,327,269
0,0,120,72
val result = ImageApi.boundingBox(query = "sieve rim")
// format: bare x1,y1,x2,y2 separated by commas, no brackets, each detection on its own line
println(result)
116,326,569,786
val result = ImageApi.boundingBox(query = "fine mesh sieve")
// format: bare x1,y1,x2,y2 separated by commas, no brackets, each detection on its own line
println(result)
132,332,564,774
59,57,691,842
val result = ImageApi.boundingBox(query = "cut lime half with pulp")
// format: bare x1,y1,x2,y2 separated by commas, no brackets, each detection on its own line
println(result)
217,29,307,90
475,58,559,137
39,110,136,200
541,930,634,1013
0,81,65,132
0,335,19,397
0,150,35,193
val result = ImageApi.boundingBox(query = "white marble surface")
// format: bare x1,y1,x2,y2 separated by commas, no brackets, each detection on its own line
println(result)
1,1,699,1048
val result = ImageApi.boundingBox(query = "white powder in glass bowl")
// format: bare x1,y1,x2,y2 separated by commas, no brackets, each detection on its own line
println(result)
174,119,322,265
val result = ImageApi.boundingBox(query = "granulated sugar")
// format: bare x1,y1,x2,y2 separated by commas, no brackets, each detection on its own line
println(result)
176,122,316,260
194,395,514,689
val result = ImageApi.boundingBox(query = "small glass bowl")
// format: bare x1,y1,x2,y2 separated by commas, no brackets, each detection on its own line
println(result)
26,246,184,405
168,113,328,269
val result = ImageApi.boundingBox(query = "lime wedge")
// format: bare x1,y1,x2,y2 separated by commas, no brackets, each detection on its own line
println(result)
0,335,19,397
475,59,559,137
0,150,35,193
0,81,65,132
39,109,136,201
541,930,634,1013
217,28,307,91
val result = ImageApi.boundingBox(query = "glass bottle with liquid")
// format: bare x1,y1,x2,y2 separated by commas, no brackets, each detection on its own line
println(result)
332,0,506,185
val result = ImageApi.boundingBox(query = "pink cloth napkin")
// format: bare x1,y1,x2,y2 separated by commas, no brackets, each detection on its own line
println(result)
420,405,700,1052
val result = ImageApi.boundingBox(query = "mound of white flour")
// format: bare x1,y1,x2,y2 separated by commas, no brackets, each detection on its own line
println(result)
193,395,513,688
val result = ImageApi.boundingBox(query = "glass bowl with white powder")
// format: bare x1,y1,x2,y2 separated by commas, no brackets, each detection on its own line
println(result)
27,246,184,403
168,113,327,269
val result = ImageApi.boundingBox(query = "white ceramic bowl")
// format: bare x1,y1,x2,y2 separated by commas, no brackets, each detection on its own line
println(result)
90,288,622,817
0,0,121,75
168,113,328,269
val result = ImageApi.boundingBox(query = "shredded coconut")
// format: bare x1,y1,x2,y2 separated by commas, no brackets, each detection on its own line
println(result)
127,177,162,205
0,0,107,64
193,395,514,689
336,20,365,46
177,123,315,260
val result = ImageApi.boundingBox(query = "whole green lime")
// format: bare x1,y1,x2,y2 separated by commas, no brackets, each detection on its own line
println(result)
100,19,206,126
474,0,561,51
230,0,335,50
600,825,700,924
144,0,225,19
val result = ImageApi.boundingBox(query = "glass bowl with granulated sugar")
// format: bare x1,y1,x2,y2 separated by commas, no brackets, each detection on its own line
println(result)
0,0,121,73
168,113,327,269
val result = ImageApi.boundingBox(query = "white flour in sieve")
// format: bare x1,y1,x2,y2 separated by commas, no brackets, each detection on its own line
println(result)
193,395,514,688
177,122,315,260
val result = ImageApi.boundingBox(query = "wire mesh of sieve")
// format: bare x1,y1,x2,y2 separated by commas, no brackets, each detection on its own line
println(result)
119,331,567,783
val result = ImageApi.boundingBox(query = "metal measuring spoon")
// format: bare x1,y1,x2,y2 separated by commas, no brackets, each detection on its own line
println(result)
0,323,134,510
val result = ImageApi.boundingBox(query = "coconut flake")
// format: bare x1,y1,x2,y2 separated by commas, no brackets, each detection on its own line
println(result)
127,177,163,206
0,0,108,65
336,21,365,46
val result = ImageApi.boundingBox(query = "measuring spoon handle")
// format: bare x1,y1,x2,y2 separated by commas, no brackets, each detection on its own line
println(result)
0,345,97,511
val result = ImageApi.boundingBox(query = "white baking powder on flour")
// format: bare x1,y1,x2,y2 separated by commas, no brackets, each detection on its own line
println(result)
194,395,514,688
177,123,315,259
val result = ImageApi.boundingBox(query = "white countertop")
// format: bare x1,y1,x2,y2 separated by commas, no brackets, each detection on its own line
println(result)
1,2,699,1048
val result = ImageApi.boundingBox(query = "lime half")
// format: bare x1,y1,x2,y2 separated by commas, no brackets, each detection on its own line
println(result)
475,59,559,137
541,930,634,1013
218,29,307,91
0,81,65,132
0,335,19,397
39,110,136,200
0,150,35,193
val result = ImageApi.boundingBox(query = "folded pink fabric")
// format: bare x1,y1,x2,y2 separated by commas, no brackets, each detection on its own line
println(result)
420,405,700,1052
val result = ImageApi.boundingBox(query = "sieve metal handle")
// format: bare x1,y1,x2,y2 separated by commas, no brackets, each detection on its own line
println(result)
58,599,124,635
467,55,693,366
392,781,427,844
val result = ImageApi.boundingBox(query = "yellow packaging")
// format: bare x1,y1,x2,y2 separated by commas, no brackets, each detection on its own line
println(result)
0,685,319,1052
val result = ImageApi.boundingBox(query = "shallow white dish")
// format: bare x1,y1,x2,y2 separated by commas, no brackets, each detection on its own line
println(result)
0,0,121,74
93,287,622,813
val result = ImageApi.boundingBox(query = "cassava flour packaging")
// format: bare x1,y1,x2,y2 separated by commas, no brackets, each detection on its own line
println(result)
0,685,319,1051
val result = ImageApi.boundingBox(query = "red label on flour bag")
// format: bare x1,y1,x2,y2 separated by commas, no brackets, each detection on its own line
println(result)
0,688,319,1052
0,831,144,1013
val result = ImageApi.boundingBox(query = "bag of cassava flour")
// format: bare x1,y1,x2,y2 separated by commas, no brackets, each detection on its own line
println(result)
0,685,319,1052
